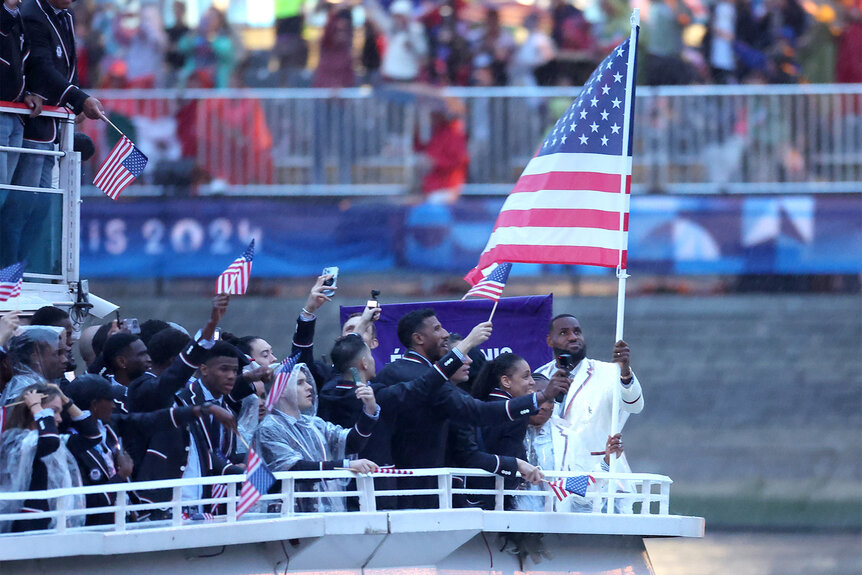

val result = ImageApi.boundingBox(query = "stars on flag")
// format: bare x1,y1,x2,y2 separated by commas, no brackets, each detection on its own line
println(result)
547,475,595,501
93,136,148,200
534,39,631,156
463,33,639,285
0,261,25,302
462,262,512,302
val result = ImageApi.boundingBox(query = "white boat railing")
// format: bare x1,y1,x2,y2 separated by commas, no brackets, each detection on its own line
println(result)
0,468,672,536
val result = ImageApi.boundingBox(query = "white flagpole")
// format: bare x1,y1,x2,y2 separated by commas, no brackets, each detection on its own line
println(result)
488,299,501,322
608,10,640,510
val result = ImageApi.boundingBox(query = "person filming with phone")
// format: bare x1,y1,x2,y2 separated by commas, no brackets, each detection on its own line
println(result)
533,314,643,479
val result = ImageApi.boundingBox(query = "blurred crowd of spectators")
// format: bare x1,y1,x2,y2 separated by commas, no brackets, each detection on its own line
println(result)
67,0,862,92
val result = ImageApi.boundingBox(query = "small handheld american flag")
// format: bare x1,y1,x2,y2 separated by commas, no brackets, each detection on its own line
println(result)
462,262,512,302
265,352,301,412
0,261,25,302
209,482,228,513
93,135,148,200
216,240,255,295
547,475,595,501
237,447,275,518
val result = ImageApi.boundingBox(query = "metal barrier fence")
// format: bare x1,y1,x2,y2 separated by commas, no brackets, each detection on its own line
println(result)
451,84,862,194
82,84,862,196
0,468,672,537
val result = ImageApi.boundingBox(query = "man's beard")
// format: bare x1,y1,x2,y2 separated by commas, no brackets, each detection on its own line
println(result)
554,345,587,366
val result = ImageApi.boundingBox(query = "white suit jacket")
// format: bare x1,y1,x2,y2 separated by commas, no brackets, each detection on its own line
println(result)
535,357,643,474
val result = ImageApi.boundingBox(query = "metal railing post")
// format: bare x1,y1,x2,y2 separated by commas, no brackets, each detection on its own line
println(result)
493,476,505,511
114,487,127,531
55,494,67,533
171,486,183,526
659,482,670,515
437,472,452,510
357,475,376,513
281,476,295,516
544,482,554,511
227,480,237,522
639,480,652,515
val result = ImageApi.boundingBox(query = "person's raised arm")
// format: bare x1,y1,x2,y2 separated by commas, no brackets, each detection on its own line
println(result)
24,389,62,457
342,381,380,454
130,295,232,412
440,367,570,427
292,274,336,377
200,294,229,342
612,339,643,414
352,303,381,342
454,321,494,355
535,370,571,407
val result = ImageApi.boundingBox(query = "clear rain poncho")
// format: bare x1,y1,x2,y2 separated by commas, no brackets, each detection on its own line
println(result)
0,427,85,533
0,326,64,406
254,363,351,513
236,358,282,456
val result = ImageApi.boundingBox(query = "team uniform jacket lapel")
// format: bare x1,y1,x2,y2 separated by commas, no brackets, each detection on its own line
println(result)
560,360,595,421
35,0,72,76
403,351,431,366
552,418,571,471
182,381,216,469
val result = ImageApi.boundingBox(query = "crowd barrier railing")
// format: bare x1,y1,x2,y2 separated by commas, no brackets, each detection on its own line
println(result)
0,467,673,537
79,84,862,196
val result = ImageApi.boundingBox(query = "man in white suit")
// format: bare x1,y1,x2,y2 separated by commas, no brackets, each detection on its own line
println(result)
533,314,643,477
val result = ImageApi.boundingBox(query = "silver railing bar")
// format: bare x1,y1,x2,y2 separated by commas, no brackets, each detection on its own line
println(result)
0,145,65,157
0,183,65,194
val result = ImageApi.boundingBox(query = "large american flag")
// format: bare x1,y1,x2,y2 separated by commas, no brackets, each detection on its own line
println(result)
93,136,148,200
465,34,638,286
462,262,511,302
216,240,255,295
548,475,595,501
237,447,275,518
0,261,25,302
265,352,300,412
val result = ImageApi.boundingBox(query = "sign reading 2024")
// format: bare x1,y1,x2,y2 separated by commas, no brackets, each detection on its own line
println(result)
86,217,261,256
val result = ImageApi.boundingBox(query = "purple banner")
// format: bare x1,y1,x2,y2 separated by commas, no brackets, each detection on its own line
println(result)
340,295,554,373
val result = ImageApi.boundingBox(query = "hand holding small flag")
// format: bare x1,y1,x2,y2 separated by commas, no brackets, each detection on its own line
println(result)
547,475,596,501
